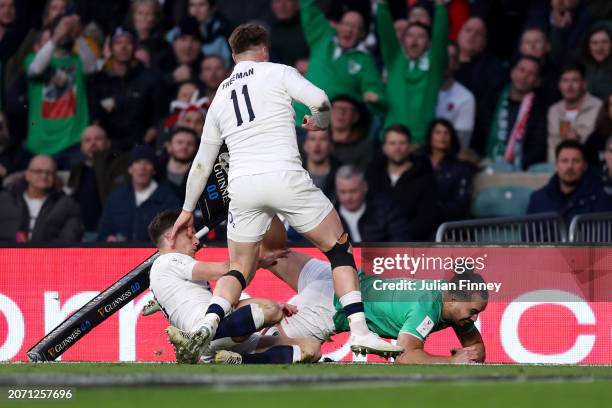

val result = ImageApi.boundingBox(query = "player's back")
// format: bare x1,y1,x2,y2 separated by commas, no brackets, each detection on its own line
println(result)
210,61,308,180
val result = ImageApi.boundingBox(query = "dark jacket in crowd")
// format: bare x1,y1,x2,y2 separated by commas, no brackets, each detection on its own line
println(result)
527,168,612,226
269,13,309,66
336,197,409,242
68,150,129,232
88,62,165,150
0,185,84,243
0,142,31,183
366,154,437,240
456,51,508,110
302,155,342,200
433,157,476,224
97,183,181,242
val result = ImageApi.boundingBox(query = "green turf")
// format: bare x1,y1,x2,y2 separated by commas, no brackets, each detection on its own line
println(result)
2,362,612,376
2,363,612,408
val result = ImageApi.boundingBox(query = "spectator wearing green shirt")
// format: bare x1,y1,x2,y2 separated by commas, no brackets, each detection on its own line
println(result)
294,0,386,126
24,14,96,169
376,0,448,144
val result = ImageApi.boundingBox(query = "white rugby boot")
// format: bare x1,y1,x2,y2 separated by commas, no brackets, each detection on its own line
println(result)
349,331,404,359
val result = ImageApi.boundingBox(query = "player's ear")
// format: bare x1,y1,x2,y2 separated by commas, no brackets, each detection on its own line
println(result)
231,53,238,64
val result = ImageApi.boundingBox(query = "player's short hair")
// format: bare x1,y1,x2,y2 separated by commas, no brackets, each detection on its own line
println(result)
229,23,270,55
148,209,182,246
559,62,586,79
448,272,489,301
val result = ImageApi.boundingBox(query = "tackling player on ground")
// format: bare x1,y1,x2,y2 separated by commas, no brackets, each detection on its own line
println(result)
170,23,403,360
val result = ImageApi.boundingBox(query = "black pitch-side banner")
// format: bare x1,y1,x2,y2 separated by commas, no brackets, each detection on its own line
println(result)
26,145,230,362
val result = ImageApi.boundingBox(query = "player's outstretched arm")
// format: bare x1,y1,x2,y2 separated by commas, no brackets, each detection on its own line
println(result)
454,327,486,363
395,333,479,364
282,66,331,130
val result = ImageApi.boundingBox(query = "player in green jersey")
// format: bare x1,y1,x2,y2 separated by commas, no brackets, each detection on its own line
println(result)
213,221,487,365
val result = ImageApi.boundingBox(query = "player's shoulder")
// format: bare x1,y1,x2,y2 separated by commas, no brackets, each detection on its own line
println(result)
152,253,195,271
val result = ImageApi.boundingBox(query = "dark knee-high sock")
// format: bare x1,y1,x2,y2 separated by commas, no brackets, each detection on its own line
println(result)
213,304,264,339
240,346,296,364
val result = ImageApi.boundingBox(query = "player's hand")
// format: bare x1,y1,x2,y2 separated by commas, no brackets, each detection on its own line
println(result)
279,303,298,317
301,115,325,131
450,345,480,364
257,249,291,269
170,210,194,244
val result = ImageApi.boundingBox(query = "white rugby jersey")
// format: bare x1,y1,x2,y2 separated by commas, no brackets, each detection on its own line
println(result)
149,253,212,332
200,61,329,181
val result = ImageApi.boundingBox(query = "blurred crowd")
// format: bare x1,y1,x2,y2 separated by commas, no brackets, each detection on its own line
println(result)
0,0,611,244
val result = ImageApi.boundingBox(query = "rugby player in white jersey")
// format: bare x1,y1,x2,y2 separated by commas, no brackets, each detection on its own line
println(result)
170,23,403,361
148,209,303,364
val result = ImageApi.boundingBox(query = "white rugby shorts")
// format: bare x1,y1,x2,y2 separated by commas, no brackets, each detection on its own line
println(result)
280,259,337,341
226,170,333,242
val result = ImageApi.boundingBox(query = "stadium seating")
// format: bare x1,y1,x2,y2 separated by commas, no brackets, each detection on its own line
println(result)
435,212,567,243
569,212,612,243
472,186,533,218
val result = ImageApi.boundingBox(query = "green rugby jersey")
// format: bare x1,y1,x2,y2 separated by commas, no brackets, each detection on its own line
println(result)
333,273,475,341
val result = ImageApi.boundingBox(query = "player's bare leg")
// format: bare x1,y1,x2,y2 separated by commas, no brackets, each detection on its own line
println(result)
302,209,404,357
183,239,261,359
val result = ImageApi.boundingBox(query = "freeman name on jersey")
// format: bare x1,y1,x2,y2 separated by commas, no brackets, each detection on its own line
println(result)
222,68,255,89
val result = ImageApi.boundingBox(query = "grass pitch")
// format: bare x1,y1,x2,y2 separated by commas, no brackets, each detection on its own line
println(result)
1,363,611,408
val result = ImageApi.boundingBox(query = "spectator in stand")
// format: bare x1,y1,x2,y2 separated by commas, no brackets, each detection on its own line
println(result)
436,41,475,150
366,124,437,241
528,140,611,225
25,14,96,169
98,145,181,242
518,26,560,107
481,55,548,170
547,64,602,162
269,0,309,67
0,111,30,187
335,164,409,243
377,0,448,144
163,126,198,196
198,54,227,102
421,119,475,225
584,92,612,165
329,95,371,170
0,155,83,242
67,125,129,236
127,0,173,70
294,0,386,126
167,0,231,67
164,17,204,88
455,17,507,125
549,0,593,65
600,135,612,196
89,27,164,150
302,129,340,200
407,3,432,27
0,0,29,107
580,25,612,100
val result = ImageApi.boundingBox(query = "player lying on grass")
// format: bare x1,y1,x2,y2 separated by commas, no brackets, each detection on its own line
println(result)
212,220,487,365
147,209,303,364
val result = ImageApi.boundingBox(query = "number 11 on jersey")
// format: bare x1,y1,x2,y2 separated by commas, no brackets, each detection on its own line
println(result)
230,85,256,126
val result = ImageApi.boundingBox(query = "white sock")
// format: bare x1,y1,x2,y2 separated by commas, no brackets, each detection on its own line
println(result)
210,295,232,316
347,312,369,336
338,291,370,336
250,304,265,330
292,345,302,363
